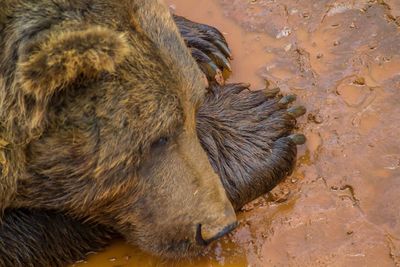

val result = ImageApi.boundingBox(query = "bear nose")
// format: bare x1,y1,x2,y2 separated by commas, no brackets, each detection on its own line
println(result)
196,217,238,246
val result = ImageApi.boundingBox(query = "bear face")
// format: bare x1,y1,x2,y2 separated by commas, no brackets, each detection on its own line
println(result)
0,0,236,258
0,80,307,267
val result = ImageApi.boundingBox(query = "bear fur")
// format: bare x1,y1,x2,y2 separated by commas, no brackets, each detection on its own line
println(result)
1,0,237,259
0,82,305,267
0,0,305,265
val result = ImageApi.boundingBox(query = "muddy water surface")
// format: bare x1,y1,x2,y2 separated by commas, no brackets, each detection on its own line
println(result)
74,0,400,266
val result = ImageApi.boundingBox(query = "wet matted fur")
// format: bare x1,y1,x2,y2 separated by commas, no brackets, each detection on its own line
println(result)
0,83,305,267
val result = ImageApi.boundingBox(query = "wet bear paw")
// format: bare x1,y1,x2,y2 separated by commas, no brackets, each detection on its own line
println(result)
197,83,306,209
173,15,231,85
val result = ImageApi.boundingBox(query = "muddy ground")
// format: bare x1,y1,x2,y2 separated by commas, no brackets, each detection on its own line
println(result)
73,0,400,266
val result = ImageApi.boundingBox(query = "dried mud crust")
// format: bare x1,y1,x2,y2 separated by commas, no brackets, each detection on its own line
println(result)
216,0,400,266
198,83,306,209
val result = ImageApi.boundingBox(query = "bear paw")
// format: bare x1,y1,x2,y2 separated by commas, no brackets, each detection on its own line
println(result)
173,15,231,85
197,83,306,210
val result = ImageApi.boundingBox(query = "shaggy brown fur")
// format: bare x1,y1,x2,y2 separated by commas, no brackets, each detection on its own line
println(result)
0,208,117,267
0,83,305,267
0,0,306,265
1,0,236,259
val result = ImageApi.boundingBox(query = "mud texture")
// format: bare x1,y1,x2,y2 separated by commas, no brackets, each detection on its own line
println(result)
74,0,400,266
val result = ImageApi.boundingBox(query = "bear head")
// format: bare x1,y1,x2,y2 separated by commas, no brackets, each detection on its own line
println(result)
0,0,236,258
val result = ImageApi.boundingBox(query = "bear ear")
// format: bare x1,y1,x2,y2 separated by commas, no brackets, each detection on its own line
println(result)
17,26,130,100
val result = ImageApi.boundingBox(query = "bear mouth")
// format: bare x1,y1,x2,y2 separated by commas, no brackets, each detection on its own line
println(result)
195,222,238,246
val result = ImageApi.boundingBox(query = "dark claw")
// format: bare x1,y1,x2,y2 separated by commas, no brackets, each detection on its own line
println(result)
173,15,232,83
289,134,307,145
191,47,224,83
200,61,223,85
287,106,307,118
239,83,251,88
218,83,249,95
211,51,232,71
214,40,232,59
185,36,231,72
279,95,297,105
214,69,225,85
199,61,224,85
229,83,250,94
263,87,280,98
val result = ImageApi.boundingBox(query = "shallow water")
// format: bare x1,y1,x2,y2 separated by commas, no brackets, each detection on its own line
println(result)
73,0,400,266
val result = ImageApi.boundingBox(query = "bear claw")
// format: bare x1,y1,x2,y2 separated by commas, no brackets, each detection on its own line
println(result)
174,15,232,84
210,51,232,71
263,87,281,98
279,94,297,105
191,48,224,83
287,106,307,118
289,134,307,145
214,40,232,59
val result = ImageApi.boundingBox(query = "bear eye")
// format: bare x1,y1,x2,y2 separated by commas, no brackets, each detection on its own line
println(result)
157,137,169,145
151,137,169,149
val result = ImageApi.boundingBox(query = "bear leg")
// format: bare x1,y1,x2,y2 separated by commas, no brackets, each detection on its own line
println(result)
0,209,116,267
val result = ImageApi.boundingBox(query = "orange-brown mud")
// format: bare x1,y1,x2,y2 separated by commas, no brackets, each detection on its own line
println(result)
73,0,400,266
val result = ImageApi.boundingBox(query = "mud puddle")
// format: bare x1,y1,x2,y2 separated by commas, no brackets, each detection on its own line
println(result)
74,0,400,266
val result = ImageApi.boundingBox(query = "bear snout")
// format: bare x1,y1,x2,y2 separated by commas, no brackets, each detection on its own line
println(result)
196,220,238,246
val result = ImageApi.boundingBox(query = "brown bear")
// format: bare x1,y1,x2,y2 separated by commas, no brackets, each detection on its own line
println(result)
0,83,305,267
0,0,306,266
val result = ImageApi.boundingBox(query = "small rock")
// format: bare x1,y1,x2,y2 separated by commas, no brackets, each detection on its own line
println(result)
284,43,292,52
269,186,291,203
353,77,366,85
307,113,323,124
276,27,291,39
240,203,255,212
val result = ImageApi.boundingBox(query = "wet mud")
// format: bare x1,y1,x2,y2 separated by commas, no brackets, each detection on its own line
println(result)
73,0,400,266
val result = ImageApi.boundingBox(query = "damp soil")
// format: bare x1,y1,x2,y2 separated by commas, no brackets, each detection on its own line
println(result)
73,0,400,266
